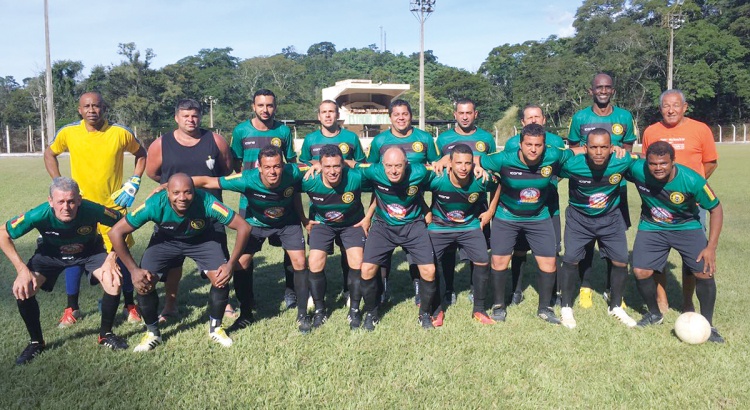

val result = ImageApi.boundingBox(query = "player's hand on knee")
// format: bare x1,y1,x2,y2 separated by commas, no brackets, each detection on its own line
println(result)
12,267,36,300
697,247,717,277
214,263,234,288
111,176,141,207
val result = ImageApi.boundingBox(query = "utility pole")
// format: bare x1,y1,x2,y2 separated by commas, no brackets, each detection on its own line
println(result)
44,0,55,147
410,0,435,130
664,2,685,90
204,96,216,128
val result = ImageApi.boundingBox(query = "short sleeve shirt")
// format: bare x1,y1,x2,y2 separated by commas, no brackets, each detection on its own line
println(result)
641,118,718,178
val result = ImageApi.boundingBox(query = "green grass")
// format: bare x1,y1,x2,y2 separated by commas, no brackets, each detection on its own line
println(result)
1,146,749,409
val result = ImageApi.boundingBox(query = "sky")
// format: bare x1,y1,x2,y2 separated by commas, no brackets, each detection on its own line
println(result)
0,0,582,82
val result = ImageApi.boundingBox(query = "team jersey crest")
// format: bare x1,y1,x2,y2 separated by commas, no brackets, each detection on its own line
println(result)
338,143,350,155
670,192,685,204
609,173,622,184
412,142,424,153
612,124,624,135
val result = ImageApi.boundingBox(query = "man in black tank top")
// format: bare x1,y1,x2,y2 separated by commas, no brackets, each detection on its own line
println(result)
145,99,234,321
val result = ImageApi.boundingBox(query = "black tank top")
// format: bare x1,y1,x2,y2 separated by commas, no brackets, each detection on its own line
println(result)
161,129,225,200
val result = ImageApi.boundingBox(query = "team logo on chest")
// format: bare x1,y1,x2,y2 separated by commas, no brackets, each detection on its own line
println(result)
609,173,622,184
338,143,350,155
475,141,487,152
612,124,624,135
651,207,674,224
407,186,419,196
205,155,215,170
589,193,608,209
670,192,685,204
468,193,479,203
519,188,541,203
265,207,285,219
60,244,84,255
271,137,282,147
190,219,205,230
283,187,295,197
412,142,424,153
77,226,93,235
341,192,355,203
540,166,552,178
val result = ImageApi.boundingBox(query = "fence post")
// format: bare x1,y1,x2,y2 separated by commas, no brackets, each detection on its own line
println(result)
4,125,9,154
494,126,499,147
732,124,736,143
744,124,747,142
718,125,722,142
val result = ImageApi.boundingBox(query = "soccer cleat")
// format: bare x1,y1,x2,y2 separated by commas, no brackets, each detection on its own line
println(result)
443,291,457,307
347,308,362,330
602,291,628,309
708,327,725,343
15,342,45,365
284,289,298,310
227,313,254,332
636,312,664,328
58,307,82,328
431,311,445,327
297,314,312,334
413,279,420,306
98,333,129,350
124,304,142,323
490,304,507,322
312,309,327,328
608,307,637,328
418,312,434,329
537,307,561,325
510,291,525,306
473,311,496,325
578,287,593,309
363,311,378,332
133,331,162,352
560,307,577,329
209,327,233,347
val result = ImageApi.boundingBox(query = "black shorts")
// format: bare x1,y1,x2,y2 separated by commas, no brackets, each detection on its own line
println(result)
429,229,489,264
491,217,557,258
562,207,629,265
632,229,707,273
245,224,305,254
618,186,631,228
27,250,106,292
141,235,228,278
363,220,434,266
514,214,561,254
308,224,366,253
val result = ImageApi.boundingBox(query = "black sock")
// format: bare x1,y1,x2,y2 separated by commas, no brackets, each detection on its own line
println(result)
284,253,294,291
123,291,134,306
233,264,254,315
293,269,310,316
17,297,43,343
472,264,490,313
441,249,457,293
419,278,437,315
635,276,660,315
67,293,80,311
609,265,628,309
309,271,327,310
362,276,378,313
340,249,349,292
491,268,509,307
409,264,420,282
99,292,120,336
377,265,388,299
605,258,613,291
511,254,526,294
348,269,362,309
579,241,595,288
537,269,556,310
560,262,578,307
695,277,716,325
209,285,230,330
136,291,160,330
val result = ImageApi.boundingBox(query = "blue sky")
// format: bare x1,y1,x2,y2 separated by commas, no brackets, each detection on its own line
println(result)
1,0,582,82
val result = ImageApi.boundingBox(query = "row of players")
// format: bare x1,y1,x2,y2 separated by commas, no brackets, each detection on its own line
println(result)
1,74,724,364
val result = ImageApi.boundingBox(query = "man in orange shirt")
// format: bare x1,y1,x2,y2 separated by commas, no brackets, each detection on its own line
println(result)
642,89,719,313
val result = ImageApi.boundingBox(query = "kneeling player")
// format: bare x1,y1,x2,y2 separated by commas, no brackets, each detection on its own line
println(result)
627,142,724,342
0,177,126,365
108,174,250,351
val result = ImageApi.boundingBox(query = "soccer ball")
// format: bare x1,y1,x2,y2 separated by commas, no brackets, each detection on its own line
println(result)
674,312,711,344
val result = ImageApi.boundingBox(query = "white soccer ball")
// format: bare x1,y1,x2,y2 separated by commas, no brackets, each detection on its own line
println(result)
674,312,711,344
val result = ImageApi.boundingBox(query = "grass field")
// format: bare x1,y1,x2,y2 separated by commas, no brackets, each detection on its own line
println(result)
0,145,749,409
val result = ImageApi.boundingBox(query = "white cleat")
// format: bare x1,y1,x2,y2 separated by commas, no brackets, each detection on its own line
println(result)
133,331,162,352
561,307,577,329
209,328,233,347
608,306,637,328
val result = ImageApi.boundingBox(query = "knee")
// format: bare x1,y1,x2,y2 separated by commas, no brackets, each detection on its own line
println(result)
361,264,377,280
693,271,713,280
611,260,627,268
420,266,436,281
633,268,652,279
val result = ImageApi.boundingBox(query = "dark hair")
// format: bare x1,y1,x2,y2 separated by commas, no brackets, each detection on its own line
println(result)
591,72,614,87
258,144,283,161
646,141,675,161
253,89,276,103
519,123,546,142
586,128,611,144
389,99,412,115
319,100,340,115
319,144,343,160
175,99,202,115
520,104,543,121
455,98,476,110
449,143,474,159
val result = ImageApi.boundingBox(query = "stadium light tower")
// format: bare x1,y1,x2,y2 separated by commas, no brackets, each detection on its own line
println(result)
664,1,685,89
44,0,55,147
410,0,435,130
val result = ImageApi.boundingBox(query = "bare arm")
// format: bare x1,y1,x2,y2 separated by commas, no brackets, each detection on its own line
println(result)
192,176,222,190
704,161,718,179
623,142,634,152
107,219,139,273
145,138,163,182
132,145,147,178
43,147,62,179
480,183,501,229
697,203,723,276
0,227,38,300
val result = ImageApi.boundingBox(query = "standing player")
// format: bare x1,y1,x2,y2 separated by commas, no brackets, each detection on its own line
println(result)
193,145,312,333
43,91,146,325
642,89,719,313
1,178,127,365
300,145,369,329
435,98,497,306
145,98,233,321
357,147,437,330
367,99,439,305
108,174,251,351
626,142,724,343
568,73,637,309
427,144,498,324
231,89,299,310
504,105,566,306
557,129,637,329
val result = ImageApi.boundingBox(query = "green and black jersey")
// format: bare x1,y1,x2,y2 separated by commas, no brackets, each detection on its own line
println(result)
301,168,369,227
299,129,365,165
367,128,439,165
230,119,296,170
126,190,234,240
625,160,719,231
560,153,635,216
436,128,497,158
567,106,637,147
358,163,431,225
427,173,497,232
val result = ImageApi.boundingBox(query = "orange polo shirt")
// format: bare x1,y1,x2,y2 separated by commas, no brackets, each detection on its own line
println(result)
642,117,718,178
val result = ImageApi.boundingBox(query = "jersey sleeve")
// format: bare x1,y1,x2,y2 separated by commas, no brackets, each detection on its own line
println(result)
203,193,235,225
623,113,637,145
366,139,381,163
699,124,719,163
298,136,313,165
352,138,366,163
558,147,575,165
283,128,297,162
124,132,143,155
287,163,306,184
504,136,519,152
567,116,582,145
486,135,498,155
219,172,249,193
695,181,720,211
4,206,43,240
230,125,244,160
426,137,440,163
49,128,69,154
125,201,153,230
97,204,123,227
480,151,505,173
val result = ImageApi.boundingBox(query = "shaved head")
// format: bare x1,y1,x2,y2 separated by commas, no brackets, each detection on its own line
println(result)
167,173,194,191
383,146,407,165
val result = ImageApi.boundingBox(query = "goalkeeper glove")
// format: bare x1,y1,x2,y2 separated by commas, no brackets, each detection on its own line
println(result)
111,176,141,207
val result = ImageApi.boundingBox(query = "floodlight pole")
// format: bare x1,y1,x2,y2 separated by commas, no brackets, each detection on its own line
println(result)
205,96,215,128
665,9,684,90
44,0,55,147
411,0,435,130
